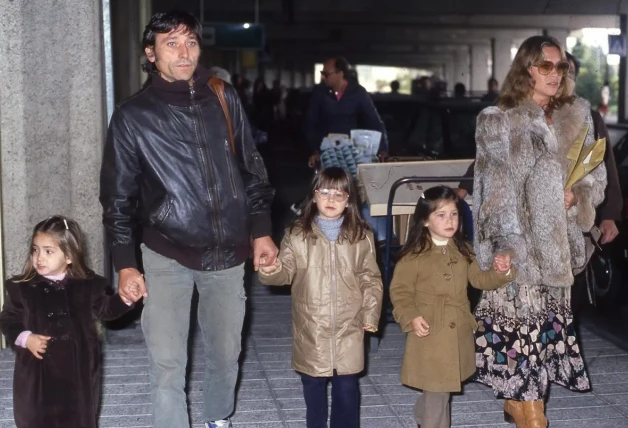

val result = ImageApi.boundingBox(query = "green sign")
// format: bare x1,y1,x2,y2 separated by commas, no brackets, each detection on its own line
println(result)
203,23,265,50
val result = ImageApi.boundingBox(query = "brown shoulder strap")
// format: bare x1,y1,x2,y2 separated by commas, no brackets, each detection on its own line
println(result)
208,77,236,154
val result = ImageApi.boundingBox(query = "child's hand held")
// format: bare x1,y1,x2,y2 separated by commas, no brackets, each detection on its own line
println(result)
493,254,512,274
259,260,281,274
411,316,430,337
25,334,50,360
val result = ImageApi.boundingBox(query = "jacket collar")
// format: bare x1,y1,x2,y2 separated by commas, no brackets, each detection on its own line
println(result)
150,65,214,106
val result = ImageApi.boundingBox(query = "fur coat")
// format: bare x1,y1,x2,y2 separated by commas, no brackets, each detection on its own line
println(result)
473,97,607,288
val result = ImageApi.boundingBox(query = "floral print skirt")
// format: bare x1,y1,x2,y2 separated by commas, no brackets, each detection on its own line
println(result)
474,282,591,401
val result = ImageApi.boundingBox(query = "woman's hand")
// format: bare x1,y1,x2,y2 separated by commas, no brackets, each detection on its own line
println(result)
493,254,512,274
564,187,578,209
411,316,430,337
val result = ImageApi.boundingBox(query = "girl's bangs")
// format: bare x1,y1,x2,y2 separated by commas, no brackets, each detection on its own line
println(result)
318,175,350,192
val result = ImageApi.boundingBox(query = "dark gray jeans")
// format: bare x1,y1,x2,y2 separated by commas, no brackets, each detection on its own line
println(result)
140,244,246,427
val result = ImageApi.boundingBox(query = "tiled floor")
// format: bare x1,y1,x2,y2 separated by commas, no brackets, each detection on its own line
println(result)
0,275,627,427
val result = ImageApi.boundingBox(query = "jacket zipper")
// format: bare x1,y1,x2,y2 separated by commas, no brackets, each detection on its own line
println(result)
190,85,223,267
330,241,337,370
224,139,239,199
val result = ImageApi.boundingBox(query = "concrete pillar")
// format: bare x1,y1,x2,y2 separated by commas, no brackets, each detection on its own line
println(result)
0,1,106,276
545,29,569,50
471,44,491,93
265,68,277,88
444,60,455,83
492,37,513,89
453,49,471,90
294,71,303,88
304,72,314,87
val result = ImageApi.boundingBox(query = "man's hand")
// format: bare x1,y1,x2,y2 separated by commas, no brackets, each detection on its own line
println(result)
411,316,430,337
454,188,468,199
118,268,146,302
599,219,619,244
253,236,278,272
564,187,578,209
26,334,50,360
308,152,320,169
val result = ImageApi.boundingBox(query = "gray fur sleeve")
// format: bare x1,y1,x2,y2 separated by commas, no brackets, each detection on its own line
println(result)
473,107,528,269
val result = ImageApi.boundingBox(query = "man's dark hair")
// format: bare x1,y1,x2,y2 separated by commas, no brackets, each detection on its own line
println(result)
141,10,203,74
488,77,498,87
390,80,400,92
332,56,351,76
565,52,580,77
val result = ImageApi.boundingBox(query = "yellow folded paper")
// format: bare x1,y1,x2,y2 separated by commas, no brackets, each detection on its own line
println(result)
565,124,606,189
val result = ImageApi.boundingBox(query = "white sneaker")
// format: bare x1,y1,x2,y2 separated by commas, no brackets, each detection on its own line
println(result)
206,419,232,428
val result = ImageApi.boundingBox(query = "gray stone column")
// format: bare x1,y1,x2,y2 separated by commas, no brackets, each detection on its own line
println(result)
0,1,106,276
492,36,513,89
471,44,491,93
453,49,471,90
545,29,570,50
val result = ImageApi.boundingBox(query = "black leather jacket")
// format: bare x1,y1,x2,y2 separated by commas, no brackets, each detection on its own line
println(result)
100,67,274,272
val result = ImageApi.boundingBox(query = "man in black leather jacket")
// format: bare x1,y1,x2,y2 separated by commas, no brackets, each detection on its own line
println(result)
99,10,277,428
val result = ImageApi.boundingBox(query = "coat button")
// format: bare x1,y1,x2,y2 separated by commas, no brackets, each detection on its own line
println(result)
43,288,50,294
47,312,54,318
449,322,456,329
444,274,452,280
441,248,447,254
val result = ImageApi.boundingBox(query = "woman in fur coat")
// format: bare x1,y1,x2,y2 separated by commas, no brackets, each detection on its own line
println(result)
472,36,607,428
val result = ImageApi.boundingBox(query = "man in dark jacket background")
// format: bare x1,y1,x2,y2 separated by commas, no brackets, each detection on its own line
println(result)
303,57,391,242
99,10,277,428
304,56,389,168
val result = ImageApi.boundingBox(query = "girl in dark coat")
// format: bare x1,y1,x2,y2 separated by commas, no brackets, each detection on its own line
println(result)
0,216,134,428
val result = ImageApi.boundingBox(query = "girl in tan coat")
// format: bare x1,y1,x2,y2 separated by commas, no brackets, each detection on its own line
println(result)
259,167,383,428
390,186,514,428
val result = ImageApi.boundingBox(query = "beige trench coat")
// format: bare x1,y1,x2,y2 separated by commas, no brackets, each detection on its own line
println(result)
390,241,514,392
258,225,383,377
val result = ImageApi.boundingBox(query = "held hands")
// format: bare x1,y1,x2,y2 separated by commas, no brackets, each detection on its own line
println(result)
26,334,50,360
253,236,279,272
259,260,281,274
564,187,578,210
118,268,147,303
493,254,512,274
411,316,430,337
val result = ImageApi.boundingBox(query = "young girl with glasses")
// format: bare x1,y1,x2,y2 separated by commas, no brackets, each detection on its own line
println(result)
258,167,383,428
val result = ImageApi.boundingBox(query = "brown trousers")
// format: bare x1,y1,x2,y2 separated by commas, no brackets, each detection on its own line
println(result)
414,391,451,428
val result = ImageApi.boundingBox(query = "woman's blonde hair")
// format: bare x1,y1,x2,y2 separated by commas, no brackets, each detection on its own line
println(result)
498,35,574,113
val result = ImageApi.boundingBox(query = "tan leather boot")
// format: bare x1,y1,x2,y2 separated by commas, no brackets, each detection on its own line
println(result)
504,399,527,427
522,401,548,428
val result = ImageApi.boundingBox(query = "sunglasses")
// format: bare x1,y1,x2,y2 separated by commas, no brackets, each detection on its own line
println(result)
533,60,570,76
315,189,349,202
320,70,339,78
